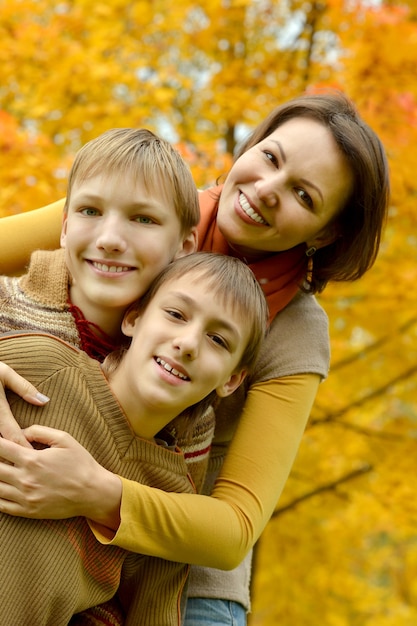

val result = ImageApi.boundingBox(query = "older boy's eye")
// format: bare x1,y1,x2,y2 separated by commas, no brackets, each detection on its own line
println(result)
135,216,155,224
80,207,100,216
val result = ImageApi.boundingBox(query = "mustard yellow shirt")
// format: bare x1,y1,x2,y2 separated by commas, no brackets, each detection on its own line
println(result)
0,202,326,571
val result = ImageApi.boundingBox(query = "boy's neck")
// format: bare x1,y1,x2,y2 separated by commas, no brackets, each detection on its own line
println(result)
68,301,125,362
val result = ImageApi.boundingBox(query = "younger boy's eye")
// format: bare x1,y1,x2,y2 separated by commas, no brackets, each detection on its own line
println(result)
210,334,228,349
166,309,185,321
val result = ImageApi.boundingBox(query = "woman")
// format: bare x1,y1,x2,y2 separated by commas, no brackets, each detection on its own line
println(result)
0,91,389,625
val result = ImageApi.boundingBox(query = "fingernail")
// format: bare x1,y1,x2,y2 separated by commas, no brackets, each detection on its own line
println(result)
35,393,50,403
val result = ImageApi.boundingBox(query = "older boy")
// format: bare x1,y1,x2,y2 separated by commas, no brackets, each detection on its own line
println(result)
0,127,200,624
0,127,198,363
0,252,268,626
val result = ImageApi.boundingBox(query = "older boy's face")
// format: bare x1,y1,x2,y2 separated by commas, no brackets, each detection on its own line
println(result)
109,274,248,438
60,174,196,336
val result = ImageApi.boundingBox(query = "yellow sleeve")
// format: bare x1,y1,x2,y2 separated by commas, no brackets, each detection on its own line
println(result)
0,200,65,275
90,373,320,570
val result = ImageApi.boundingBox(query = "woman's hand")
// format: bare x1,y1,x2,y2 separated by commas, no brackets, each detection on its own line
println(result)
0,361,50,447
0,425,122,529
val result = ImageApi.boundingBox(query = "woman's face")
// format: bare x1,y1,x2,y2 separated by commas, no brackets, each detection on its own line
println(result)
217,117,354,260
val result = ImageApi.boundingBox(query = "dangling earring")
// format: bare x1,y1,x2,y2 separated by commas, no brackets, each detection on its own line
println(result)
305,246,317,257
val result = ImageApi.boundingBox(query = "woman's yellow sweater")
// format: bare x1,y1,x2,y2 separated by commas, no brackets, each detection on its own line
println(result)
0,201,329,610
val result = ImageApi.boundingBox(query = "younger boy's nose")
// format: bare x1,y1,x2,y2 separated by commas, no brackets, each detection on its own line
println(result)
173,330,200,360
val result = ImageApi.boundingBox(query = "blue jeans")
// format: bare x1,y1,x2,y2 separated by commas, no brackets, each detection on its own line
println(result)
184,598,247,625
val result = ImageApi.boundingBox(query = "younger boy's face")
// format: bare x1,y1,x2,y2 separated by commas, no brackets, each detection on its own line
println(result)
111,274,248,438
61,174,196,336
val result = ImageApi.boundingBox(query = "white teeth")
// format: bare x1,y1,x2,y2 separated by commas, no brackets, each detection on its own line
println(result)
93,262,131,273
239,193,268,224
156,357,189,380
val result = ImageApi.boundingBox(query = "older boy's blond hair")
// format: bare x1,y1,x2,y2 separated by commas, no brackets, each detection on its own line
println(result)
64,128,199,234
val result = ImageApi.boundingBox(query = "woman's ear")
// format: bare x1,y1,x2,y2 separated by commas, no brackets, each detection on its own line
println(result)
174,227,198,259
307,222,341,251
216,369,247,398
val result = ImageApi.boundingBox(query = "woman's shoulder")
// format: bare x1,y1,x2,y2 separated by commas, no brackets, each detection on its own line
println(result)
253,292,330,383
274,291,328,329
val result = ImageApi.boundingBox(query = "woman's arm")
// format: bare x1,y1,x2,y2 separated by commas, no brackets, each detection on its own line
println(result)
0,200,64,274
0,373,319,570
101,374,320,569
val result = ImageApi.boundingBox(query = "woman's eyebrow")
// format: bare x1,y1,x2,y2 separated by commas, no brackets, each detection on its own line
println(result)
270,140,286,163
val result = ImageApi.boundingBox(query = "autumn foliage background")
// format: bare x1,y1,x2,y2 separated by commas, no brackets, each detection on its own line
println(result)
1,1,416,623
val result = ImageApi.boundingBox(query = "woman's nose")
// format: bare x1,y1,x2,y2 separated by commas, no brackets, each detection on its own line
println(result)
254,177,279,208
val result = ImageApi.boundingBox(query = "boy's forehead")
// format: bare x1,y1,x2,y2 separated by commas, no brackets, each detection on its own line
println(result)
69,172,175,207
159,273,246,319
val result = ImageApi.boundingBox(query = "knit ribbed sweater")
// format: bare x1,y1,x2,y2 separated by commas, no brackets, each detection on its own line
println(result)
0,248,215,492
0,249,215,625
0,207,331,614
0,332,194,626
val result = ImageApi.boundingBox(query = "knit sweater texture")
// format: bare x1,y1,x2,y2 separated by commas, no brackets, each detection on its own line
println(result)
0,202,331,614
0,249,215,624
0,248,214,491
0,332,194,626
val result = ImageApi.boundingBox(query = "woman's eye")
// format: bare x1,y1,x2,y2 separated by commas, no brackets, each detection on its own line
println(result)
80,207,99,216
264,151,279,166
296,188,313,209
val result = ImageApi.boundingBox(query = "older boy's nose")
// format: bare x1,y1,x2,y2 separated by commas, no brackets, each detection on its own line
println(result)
96,217,128,253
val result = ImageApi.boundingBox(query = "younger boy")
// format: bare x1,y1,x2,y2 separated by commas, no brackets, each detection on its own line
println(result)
0,252,269,626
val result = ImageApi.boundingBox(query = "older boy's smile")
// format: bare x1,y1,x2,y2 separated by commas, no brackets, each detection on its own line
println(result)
90,260,135,274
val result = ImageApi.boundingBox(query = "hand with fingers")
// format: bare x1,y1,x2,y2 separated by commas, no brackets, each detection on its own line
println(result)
0,425,122,527
0,361,49,447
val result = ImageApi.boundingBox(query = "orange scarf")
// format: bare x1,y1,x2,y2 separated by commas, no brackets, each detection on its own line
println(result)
197,186,307,321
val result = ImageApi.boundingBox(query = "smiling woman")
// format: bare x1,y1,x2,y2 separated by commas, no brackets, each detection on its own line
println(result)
216,117,353,257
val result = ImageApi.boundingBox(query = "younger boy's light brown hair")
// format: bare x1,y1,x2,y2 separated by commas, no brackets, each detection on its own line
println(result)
103,252,269,434
64,128,200,235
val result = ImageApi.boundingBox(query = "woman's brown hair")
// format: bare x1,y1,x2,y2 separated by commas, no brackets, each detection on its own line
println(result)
235,91,390,293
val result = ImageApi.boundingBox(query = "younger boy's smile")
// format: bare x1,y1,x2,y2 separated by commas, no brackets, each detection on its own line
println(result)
154,356,190,382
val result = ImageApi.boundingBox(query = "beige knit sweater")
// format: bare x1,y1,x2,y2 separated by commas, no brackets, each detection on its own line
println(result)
0,332,194,626
0,249,216,625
